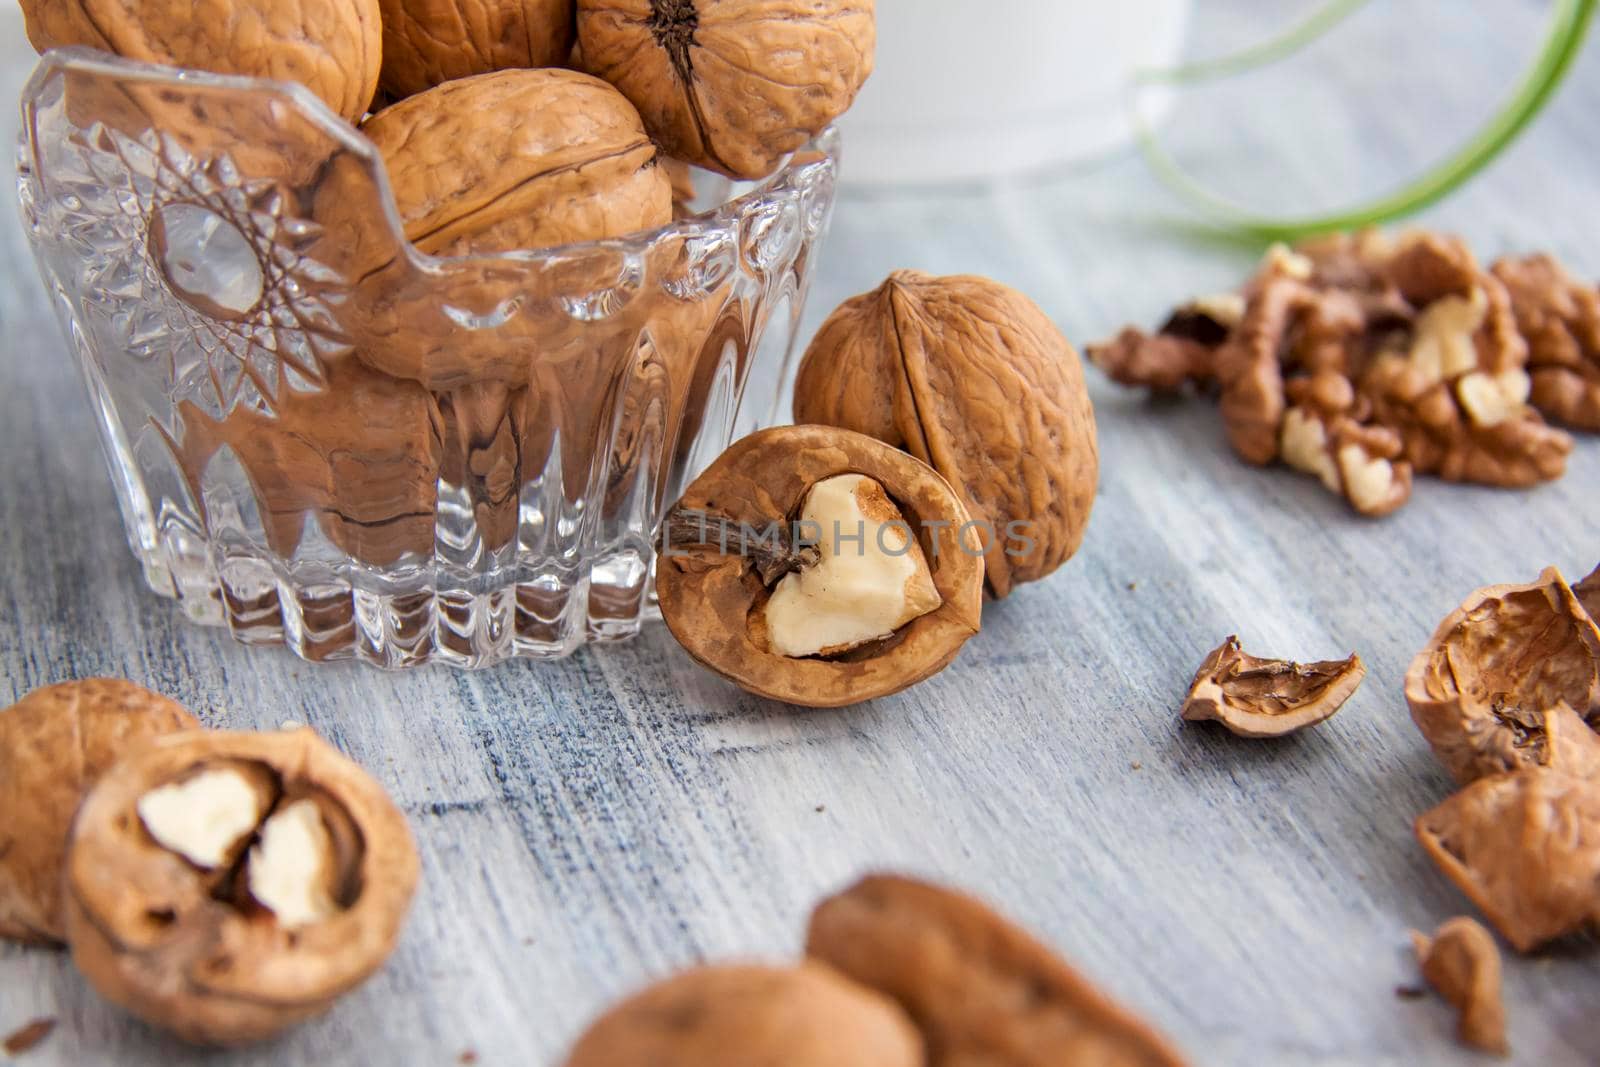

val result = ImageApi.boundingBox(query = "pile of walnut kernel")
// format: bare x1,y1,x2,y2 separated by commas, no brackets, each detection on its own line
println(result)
1090,229,1598,516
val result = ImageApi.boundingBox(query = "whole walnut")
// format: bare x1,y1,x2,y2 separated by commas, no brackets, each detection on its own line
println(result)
576,0,876,179
561,963,923,1067
377,0,575,100
794,271,1100,599
807,874,1190,1066
362,69,672,256
20,0,382,123
0,679,199,944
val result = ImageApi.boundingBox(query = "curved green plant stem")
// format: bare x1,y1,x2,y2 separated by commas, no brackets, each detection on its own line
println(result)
1131,0,1597,242
1138,0,1373,86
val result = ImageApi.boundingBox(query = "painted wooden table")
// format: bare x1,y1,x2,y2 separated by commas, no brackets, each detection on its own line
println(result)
3,4,1598,1064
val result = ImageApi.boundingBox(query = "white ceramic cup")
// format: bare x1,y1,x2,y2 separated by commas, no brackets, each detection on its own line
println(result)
839,0,1192,186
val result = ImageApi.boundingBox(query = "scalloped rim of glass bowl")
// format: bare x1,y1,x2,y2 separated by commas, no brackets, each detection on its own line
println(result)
19,46,840,267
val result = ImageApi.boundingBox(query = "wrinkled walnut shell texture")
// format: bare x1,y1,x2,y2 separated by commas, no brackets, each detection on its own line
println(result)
577,0,875,179
657,426,983,707
0,680,198,944
174,359,443,567
1181,636,1364,738
362,68,672,257
561,963,924,1067
1415,766,1600,952
1410,917,1508,1056
378,0,575,100
794,271,1099,599
806,874,1189,1067
65,729,419,1045
21,0,382,122
1405,567,1600,785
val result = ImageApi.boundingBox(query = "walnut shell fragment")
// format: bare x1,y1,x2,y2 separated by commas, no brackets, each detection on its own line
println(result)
576,0,875,180
561,963,924,1067
64,729,418,1045
806,874,1190,1067
377,0,575,100
21,0,382,123
656,425,983,708
794,271,1099,599
1405,567,1600,785
0,680,199,945
1415,766,1600,952
1410,917,1508,1056
1180,635,1364,737
362,69,672,258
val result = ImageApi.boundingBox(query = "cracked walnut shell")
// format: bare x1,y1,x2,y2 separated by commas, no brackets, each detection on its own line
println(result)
362,68,672,257
561,963,923,1067
1181,636,1364,738
656,425,983,707
807,874,1189,1067
0,680,199,945
64,728,418,1045
1410,917,1508,1056
1415,766,1600,952
21,0,381,123
794,271,1099,599
377,0,575,100
577,0,875,180
1405,567,1600,785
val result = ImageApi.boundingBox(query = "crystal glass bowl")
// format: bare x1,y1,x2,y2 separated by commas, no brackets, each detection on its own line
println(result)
17,49,839,668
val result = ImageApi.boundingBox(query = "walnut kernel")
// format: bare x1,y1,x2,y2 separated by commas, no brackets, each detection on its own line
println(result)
764,474,942,658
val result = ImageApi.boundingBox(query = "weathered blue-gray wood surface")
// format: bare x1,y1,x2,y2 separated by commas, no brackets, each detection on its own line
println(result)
3,3,1599,1064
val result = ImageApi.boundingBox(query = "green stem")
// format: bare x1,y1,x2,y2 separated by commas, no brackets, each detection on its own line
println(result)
1132,0,1596,242
1135,0,1374,85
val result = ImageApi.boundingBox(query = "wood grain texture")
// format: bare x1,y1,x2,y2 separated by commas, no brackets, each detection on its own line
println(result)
3,2,1599,1064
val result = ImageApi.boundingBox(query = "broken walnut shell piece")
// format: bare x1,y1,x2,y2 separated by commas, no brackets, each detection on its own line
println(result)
0,679,199,945
361,68,672,258
806,874,1189,1067
1181,636,1365,738
656,425,983,708
1410,917,1508,1056
793,271,1099,599
1414,766,1600,953
560,962,923,1067
576,0,875,180
1405,567,1600,785
64,728,418,1046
